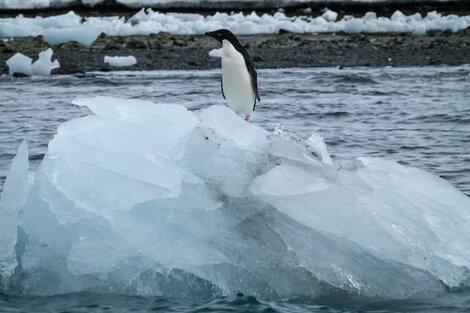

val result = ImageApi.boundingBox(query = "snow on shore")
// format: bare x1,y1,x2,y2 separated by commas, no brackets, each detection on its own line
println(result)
0,9,469,46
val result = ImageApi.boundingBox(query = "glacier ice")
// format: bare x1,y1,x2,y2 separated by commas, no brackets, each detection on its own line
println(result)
1,96,470,299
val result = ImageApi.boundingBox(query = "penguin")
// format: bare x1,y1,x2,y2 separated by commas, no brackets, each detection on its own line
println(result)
205,29,260,121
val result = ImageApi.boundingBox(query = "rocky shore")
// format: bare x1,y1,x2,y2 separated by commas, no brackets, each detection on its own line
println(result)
1,29,470,75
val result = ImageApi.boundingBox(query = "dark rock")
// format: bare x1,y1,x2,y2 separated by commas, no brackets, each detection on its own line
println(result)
126,39,149,49
173,40,187,47
148,41,163,49
91,32,109,48
2,32,470,75
278,28,293,35
56,41,87,50
458,27,470,37
104,42,123,50
0,41,14,53
13,72,29,78
31,35,49,50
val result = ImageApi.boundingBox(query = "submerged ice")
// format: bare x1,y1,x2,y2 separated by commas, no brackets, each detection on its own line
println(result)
1,96,470,299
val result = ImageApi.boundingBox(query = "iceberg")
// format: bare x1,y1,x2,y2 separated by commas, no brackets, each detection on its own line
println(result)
1,96,470,299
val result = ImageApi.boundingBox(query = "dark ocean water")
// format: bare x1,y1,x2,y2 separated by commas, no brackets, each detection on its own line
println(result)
0,66,469,312
2,289,470,313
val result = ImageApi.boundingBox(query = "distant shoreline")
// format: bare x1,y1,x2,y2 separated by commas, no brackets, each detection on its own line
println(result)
1,30,470,75
1,0,469,18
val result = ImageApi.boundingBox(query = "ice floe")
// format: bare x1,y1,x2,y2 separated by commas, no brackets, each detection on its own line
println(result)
1,96,470,299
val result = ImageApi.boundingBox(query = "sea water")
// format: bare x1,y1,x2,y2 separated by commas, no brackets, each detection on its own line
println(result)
0,66,469,312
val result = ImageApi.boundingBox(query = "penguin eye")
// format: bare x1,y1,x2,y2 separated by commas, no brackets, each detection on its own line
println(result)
217,33,222,37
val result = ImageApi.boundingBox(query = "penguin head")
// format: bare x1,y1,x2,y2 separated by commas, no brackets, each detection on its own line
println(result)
205,29,237,44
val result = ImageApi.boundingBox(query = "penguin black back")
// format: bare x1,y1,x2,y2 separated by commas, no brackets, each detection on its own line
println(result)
205,29,260,107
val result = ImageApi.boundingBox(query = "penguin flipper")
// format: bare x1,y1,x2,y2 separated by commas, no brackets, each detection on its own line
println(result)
221,79,225,99
243,57,260,111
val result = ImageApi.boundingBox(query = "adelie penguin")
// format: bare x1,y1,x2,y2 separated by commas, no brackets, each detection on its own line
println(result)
205,29,260,122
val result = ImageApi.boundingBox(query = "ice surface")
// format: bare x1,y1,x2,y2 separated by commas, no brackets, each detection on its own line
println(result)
6,49,60,76
1,97,470,299
0,141,29,290
104,55,137,67
1,9,469,44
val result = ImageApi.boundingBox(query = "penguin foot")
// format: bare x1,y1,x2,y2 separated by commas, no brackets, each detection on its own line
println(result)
244,115,251,122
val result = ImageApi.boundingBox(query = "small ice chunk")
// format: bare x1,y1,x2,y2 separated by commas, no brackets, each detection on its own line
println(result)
208,48,223,58
31,48,60,76
6,49,60,76
322,10,338,22
6,53,32,76
104,55,137,67
307,133,333,165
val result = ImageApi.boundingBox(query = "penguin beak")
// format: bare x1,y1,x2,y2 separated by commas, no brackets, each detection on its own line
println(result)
205,31,218,42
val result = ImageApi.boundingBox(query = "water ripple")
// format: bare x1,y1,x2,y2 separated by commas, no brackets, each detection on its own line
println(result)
0,66,469,197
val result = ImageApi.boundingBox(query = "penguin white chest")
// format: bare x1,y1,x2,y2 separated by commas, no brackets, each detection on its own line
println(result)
221,40,255,117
